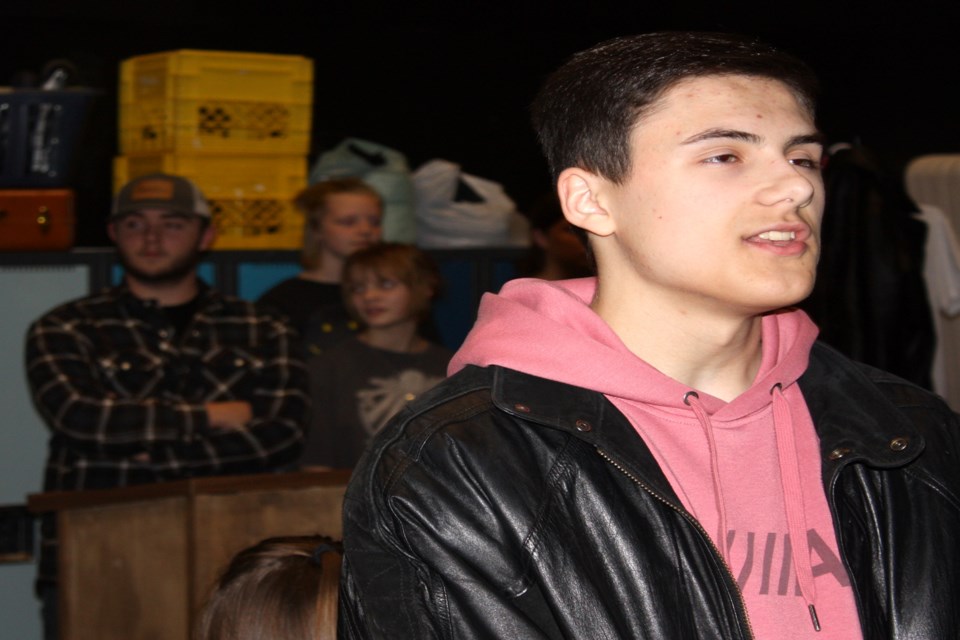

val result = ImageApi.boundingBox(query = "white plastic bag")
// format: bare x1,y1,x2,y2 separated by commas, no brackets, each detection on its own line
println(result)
413,159,528,248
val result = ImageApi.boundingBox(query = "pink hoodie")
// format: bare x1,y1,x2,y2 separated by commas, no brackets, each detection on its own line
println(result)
450,277,863,639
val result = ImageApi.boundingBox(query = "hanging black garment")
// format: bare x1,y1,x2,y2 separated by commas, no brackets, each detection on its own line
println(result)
800,144,935,389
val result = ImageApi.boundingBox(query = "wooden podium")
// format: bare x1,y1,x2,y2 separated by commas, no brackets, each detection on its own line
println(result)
27,470,351,640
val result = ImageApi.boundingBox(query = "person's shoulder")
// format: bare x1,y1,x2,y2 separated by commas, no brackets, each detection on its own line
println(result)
808,341,951,414
820,349,960,490
352,365,496,441
259,277,338,303
202,288,249,312
419,363,490,400
345,364,608,507
307,335,364,364
256,277,301,300
370,364,604,445
424,341,455,360
347,366,500,473
805,341,960,468
30,287,123,327
207,289,289,322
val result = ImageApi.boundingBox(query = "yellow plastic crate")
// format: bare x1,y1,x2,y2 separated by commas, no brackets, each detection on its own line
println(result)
113,153,307,198
113,153,307,250
208,197,304,250
119,49,313,155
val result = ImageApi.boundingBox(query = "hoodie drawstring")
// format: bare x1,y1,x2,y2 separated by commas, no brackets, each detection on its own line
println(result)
686,386,821,632
771,383,820,632
683,391,729,556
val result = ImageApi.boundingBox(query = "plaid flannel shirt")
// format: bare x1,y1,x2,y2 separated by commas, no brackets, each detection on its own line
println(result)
25,282,310,586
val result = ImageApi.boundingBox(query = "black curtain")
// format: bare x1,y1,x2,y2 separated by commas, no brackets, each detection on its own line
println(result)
800,143,935,388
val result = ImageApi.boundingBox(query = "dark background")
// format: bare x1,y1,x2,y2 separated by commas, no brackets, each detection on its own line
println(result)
3,1,959,247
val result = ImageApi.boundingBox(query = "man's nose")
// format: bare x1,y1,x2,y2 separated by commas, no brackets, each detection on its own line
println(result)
142,224,165,242
757,161,817,209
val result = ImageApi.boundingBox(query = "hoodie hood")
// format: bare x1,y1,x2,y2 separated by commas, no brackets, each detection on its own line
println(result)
450,277,818,416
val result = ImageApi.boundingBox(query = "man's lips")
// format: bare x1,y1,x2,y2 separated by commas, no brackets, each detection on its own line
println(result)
744,225,812,255
757,230,796,242
746,224,810,244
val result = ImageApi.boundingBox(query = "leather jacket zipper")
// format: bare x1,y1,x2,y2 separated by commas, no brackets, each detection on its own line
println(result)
597,447,756,640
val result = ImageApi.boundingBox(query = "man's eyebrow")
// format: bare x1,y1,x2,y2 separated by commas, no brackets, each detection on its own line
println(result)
681,128,761,145
786,133,826,149
680,128,826,149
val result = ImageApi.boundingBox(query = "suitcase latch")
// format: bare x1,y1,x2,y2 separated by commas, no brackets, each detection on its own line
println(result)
36,206,51,234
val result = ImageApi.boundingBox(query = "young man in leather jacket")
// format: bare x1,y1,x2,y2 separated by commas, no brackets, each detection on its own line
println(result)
339,32,960,639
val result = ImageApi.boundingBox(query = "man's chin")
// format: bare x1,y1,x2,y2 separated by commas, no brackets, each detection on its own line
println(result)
119,256,201,287
124,268,193,286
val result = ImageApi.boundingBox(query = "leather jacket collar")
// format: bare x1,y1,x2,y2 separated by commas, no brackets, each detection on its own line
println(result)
480,340,927,505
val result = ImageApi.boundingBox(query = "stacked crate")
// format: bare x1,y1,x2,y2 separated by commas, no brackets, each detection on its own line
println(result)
115,50,313,249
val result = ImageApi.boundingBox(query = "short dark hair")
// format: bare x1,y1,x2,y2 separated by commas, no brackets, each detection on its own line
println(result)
531,31,820,184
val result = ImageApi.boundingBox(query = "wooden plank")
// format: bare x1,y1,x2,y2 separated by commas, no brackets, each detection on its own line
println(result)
28,469,353,513
36,471,350,638
190,482,347,615
59,497,188,640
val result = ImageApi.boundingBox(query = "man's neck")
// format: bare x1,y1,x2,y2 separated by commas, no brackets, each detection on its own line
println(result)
301,254,345,284
591,280,764,402
125,274,200,307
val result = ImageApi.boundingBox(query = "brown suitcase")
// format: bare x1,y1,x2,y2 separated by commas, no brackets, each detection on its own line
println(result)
0,189,75,251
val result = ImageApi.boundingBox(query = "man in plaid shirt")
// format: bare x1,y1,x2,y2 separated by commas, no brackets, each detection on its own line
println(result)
25,173,310,639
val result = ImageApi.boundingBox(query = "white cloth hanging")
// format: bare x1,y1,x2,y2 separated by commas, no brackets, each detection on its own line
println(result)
906,154,960,411
915,205,960,400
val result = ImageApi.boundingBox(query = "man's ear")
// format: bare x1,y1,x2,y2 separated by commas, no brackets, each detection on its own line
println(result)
556,168,616,237
106,222,118,244
198,221,217,251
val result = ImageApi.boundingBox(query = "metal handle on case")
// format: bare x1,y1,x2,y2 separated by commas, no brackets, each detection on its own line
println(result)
37,206,50,233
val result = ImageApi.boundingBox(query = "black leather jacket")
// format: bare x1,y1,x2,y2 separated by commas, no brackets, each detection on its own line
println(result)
340,342,960,639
